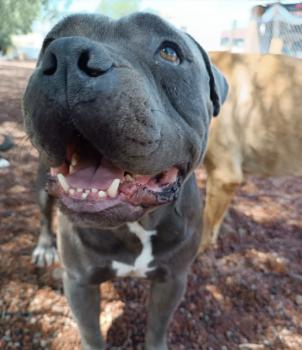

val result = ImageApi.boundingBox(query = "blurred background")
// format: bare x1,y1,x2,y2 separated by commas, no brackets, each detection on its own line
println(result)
1,1,302,350
2,0,302,60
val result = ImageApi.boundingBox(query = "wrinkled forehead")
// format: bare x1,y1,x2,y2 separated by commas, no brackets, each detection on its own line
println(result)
45,12,185,46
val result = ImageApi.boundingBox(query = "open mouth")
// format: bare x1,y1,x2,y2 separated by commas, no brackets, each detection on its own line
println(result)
47,138,182,215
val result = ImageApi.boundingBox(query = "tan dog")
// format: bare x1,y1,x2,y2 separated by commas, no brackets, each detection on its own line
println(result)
200,52,302,252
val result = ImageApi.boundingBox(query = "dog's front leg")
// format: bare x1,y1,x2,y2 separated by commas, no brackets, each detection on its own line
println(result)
63,273,105,350
32,163,58,267
145,272,188,350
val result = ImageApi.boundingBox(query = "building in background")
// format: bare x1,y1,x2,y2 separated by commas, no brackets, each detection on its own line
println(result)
257,2,302,57
282,2,302,15
220,26,247,53
220,2,302,58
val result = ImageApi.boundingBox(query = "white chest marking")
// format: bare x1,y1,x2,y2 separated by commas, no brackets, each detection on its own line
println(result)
112,222,156,277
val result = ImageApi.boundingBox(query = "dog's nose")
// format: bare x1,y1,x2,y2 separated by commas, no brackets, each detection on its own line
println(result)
41,37,113,78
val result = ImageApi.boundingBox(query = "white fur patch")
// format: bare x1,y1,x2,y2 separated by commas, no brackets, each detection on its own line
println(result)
112,222,156,277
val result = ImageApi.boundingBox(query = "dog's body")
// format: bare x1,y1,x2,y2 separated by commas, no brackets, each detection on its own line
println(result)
200,52,302,251
23,13,227,349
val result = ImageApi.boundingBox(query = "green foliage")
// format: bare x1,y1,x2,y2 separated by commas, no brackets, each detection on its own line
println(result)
98,0,141,19
0,0,44,52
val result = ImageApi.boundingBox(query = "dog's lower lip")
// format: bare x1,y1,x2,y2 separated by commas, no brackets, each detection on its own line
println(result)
47,178,182,216
47,166,182,214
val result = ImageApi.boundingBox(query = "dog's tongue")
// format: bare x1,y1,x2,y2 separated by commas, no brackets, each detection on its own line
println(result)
67,158,124,190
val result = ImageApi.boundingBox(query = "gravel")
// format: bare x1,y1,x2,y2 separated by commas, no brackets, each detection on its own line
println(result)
1,61,302,350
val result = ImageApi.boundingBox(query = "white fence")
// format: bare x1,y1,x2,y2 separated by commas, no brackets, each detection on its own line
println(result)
258,4,302,58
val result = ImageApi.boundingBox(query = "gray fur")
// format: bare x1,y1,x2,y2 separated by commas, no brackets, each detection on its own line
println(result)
23,12,227,349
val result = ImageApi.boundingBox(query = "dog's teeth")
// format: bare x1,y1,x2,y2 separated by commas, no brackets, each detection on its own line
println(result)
71,153,78,167
82,192,89,199
50,168,57,176
84,189,90,194
91,188,98,193
69,188,75,195
70,153,79,174
57,173,69,192
98,190,106,198
76,188,83,193
125,174,134,182
107,179,120,198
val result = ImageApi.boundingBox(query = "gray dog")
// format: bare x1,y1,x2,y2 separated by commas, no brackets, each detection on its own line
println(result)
23,13,228,350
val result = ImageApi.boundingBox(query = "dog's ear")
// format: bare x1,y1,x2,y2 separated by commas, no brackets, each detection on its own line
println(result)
187,34,228,116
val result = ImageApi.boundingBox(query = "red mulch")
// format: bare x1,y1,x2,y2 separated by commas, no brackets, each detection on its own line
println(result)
0,61,302,350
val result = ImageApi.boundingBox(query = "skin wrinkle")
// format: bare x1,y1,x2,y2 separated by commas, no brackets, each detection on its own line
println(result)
152,107,201,169
125,129,163,165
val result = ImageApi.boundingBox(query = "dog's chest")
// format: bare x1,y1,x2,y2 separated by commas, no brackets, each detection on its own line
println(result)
112,222,156,277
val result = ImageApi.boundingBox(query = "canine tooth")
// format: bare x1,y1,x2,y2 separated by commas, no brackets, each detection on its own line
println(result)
71,153,78,167
57,173,69,192
82,192,89,199
91,188,98,193
107,179,120,198
69,165,75,174
69,188,75,195
98,191,106,198
125,174,134,182
76,188,83,193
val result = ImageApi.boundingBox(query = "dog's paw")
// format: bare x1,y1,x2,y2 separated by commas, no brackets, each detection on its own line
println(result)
31,244,59,267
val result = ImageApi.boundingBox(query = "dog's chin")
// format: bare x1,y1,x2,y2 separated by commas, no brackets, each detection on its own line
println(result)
46,139,183,228
58,199,147,228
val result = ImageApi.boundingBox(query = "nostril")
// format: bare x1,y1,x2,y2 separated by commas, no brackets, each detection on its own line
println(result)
43,53,57,75
78,51,108,77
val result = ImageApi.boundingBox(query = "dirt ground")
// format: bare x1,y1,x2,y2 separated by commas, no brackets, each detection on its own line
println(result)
0,61,302,350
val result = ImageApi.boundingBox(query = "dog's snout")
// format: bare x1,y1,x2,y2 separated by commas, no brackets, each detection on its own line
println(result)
43,53,58,76
41,37,113,78
78,50,111,77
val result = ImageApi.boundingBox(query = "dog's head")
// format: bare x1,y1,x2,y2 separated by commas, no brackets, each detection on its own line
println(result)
23,12,228,227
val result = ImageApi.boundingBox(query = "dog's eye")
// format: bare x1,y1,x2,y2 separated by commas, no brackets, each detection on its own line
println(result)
159,45,180,64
